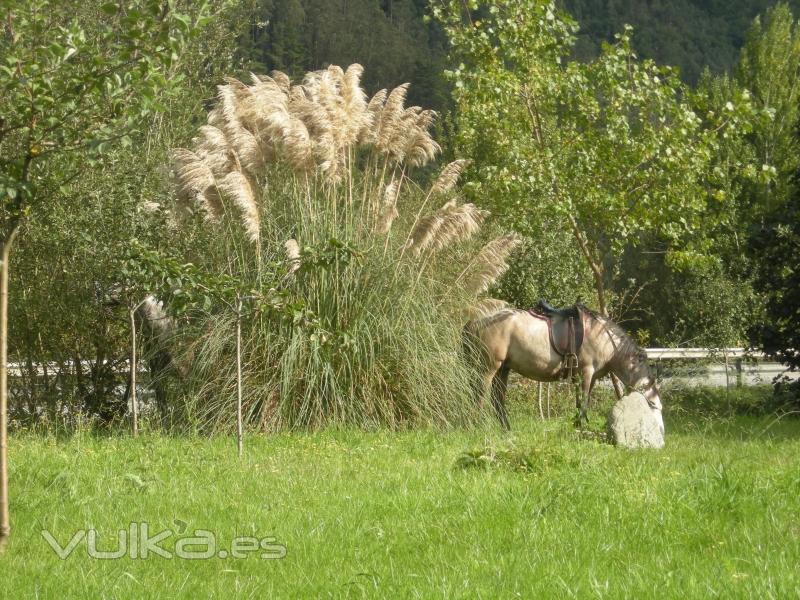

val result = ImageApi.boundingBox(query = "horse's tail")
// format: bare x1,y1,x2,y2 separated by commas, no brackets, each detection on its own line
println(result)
461,319,482,369
462,319,496,378
461,320,487,405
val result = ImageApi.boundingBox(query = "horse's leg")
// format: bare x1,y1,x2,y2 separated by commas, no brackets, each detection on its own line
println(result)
575,367,595,428
490,362,511,431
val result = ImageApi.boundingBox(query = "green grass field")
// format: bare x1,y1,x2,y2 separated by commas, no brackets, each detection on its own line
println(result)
1,386,799,598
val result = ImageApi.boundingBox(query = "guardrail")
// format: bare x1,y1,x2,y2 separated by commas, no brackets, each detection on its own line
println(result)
644,348,798,387
5,348,797,388
6,361,127,377
645,347,764,360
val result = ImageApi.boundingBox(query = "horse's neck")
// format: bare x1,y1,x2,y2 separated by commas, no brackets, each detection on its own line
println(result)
590,315,636,386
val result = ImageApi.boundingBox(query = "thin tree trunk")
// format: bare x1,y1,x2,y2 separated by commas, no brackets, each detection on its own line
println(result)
129,307,138,437
236,297,243,458
566,216,624,400
567,214,607,314
528,91,612,403
1,227,20,548
23,352,36,417
73,349,85,413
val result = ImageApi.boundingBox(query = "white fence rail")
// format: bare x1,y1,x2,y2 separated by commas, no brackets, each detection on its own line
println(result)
645,347,763,360
6,361,129,377
645,348,797,388
5,348,798,388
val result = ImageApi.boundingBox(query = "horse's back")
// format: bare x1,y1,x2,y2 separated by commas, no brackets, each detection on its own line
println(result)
463,308,519,340
462,309,520,364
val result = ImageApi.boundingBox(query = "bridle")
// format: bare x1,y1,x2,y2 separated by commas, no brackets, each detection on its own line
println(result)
636,375,658,393
601,317,659,396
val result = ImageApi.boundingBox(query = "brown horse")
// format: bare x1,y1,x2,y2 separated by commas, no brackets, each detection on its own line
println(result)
462,305,662,429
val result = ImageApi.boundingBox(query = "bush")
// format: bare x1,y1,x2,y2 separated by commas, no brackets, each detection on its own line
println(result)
166,65,519,431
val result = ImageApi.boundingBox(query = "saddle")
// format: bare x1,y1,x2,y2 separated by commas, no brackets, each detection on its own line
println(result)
529,300,586,380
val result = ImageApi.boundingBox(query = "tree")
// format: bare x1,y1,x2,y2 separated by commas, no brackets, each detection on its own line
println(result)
614,69,769,349
741,5,800,399
736,3,800,217
433,0,756,318
749,180,800,400
0,0,216,547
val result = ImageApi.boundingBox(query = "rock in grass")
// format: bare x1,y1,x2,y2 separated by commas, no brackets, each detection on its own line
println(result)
607,392,665,449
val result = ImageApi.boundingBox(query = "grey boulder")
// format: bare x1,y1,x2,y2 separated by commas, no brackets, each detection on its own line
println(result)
607,392,665,449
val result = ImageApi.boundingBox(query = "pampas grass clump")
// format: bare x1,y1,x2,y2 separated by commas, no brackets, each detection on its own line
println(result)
169,65,518,431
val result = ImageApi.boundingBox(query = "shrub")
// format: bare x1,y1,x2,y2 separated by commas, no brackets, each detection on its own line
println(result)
167,65,519,431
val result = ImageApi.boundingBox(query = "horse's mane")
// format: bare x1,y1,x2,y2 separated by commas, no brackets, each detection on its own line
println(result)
579,304,649,369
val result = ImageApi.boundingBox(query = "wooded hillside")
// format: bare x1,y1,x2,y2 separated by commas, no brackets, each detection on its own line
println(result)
566,0,800,83
237,0,800,104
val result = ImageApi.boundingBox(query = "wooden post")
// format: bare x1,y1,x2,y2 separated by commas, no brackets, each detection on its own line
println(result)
129,307,139,437
723,348,731,392
735,357,743,388
546,383,551,418
236,296,243,458
537,382,544,419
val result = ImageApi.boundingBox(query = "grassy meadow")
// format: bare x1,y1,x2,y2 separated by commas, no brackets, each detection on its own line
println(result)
1,385,799,599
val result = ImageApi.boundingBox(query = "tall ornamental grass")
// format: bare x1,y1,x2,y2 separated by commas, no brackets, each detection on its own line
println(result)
169,65,519,430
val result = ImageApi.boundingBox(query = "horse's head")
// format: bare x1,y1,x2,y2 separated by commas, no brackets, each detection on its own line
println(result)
625,347,662,411
641,377,662,411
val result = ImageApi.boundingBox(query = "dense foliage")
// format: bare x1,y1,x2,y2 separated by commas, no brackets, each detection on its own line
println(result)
231,0,800,110
736,5,800,401
749,177,800,402
2,0,246,424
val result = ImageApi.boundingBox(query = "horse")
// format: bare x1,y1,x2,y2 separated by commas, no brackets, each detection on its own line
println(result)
462,305,662,429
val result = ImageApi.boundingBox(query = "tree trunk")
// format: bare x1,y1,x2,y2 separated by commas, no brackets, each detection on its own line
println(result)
1,226,20,548
567,215,607,313
567,216,624,399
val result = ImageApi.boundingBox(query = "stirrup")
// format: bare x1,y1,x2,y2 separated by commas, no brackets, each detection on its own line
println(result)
563,353,579,381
